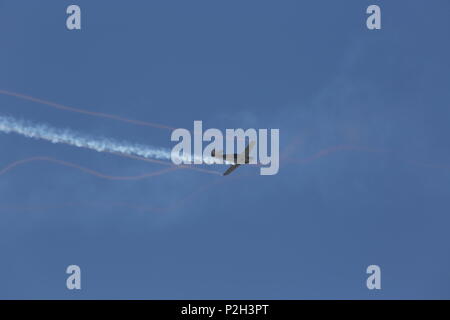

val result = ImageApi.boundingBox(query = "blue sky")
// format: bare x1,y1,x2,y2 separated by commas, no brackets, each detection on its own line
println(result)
0,0,450,299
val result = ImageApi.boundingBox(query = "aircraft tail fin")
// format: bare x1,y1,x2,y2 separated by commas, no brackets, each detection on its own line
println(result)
242,141,256,156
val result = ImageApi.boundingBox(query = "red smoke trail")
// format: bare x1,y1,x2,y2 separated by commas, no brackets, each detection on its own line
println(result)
0,156,179,181
112,152,222,175
0,89,228,175
0,175,242,214
0,89,175,130
0,89,252,142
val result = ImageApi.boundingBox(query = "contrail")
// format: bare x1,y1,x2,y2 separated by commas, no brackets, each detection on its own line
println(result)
0,115,218,168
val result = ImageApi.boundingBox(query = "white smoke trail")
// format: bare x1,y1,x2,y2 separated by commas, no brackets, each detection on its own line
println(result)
0,115,215,164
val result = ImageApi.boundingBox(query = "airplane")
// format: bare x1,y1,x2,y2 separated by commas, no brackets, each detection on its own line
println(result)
211,141,256,176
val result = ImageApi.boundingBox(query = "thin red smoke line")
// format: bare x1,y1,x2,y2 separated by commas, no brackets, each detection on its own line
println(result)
0,156,179,181
0,143,410,214
0,89,176,130
0,138,385,213
0,89,246,140
0,174,245,214
128,139,298,211
0,91,236,211
1,142,448,214
0,98,326,213
0,89,314,214
111,152,222,175
0,156,227,214
0,89,247,169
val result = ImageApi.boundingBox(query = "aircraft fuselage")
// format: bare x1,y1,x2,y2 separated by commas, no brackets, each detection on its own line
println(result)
211,150,250,164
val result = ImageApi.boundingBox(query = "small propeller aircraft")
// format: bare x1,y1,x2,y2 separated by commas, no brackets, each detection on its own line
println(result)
211,141,256,176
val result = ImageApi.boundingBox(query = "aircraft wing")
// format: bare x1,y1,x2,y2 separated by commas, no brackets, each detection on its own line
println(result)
223,164,240,176
244,141,256,156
